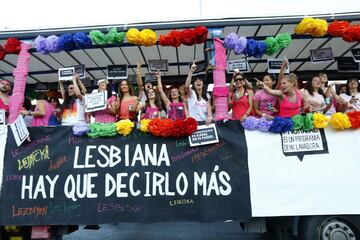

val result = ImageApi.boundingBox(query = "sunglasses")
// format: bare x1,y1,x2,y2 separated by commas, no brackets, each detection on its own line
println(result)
235,78,244,81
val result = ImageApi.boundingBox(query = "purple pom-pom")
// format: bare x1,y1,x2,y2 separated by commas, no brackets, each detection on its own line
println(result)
257,117,272,132
241,116,258,130
73,32,92,48
33,36,48,54
58,33,77,51
73,123,90,136
46,35,61,53
233,36,247,55
224,33,237,49
269,117,293,133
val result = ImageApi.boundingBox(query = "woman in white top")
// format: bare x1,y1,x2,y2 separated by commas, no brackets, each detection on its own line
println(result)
185,62,212,125
339,78,360,112
59,75,86,125
302,76,331,115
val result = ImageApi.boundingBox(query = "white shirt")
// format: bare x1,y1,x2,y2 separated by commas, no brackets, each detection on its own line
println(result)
188,89,210,122
340,92,360,112
61,99,86,126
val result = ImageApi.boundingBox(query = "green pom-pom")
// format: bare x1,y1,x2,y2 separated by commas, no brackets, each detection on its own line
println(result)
265,36,280,55
291,114,305,130
90,30,108,45
87,123,118,138
276,32,292,49
107,28,125,45
303,113,314,131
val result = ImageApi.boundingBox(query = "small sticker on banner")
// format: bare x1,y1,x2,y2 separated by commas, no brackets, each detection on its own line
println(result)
10,115,29,147
189,124,219,147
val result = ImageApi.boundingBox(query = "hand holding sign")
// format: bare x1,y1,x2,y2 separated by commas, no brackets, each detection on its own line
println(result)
190,61,197,73
136,61,142,74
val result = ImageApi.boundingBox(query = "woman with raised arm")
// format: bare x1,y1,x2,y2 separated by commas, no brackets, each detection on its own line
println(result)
228,72,253,120
157,71,187,121
185,62,212,125
112,80,138,121
93,79,117,123
59,75,86,125
257,75,303,118
253,75,278,119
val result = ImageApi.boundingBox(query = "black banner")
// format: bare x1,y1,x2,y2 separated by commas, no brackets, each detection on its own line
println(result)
0,121,251,225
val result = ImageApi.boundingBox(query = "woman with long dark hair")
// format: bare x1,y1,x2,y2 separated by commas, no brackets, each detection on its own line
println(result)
48,96,62,126
185,62,212,124
139,88,161,119
339,78,360,112
112,80,138,121
59,75,86,125
302,76,331,114
253,75,277,119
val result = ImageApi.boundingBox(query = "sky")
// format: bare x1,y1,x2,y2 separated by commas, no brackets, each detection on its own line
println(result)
0,0,359,32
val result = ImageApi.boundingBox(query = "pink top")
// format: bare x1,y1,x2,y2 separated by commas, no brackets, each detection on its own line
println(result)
142,105,159,119
94,96,116,123
168,102,186,121
253,89,278,116
0,98,9,112
32,100,53,127
118,97,137,120
279,90,302,118
232,90,250,120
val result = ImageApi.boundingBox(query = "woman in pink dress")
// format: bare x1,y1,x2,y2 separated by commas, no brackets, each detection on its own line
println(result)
228,73,253,120
112,80,138,121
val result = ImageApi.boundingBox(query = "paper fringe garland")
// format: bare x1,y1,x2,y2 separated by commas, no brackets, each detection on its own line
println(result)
327,20,360,42
0,38,22,59
295,17,328,37
159,26,208,47
126,28,157,46
115,119,135,136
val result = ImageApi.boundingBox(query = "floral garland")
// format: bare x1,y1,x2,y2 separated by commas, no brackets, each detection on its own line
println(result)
241,112,360,133
224,32,291,58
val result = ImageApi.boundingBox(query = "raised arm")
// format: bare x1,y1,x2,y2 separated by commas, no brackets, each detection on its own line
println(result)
156,71,170,108
136,62,145,100
276,59,288,90
59,80,66,99
186,61,197,97
256,79,283,98
77,77,87,94
72,75,84,101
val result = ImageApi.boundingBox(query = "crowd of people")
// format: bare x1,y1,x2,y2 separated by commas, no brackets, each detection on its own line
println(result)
0,60,359,128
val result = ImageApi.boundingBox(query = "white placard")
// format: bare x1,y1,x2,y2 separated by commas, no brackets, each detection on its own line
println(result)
58,67,75,81
0,110,5,125
189,124,219,147
310,48,334,63
10,115,29,147
267,59,290,74
227,59,249,73
85,91,108,113
351,48,360,63
148,59,168,72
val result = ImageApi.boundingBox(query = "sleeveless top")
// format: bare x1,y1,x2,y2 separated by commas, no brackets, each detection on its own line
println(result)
118,97,137,120
279,90,302,117
94,96,116,123
32,100,53,127
168,102,186,121
142,105,159,119
232,90,250,120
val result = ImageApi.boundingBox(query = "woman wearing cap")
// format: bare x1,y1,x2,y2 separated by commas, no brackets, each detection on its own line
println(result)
157,71,188,121
59,75,86,125
92,79,117,123
112,80,138,121
186,62,212,125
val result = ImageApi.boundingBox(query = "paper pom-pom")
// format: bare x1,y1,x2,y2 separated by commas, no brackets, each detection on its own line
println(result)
73,123,90,136
295,17,328,37
58,34,76,51
233,36,247,55
269,117,293,133
264,36,279,56
87,123,118,138
181,29,195,46
276,32,292,49
172,119,185,138
148,118,163,137
0,46,6,60
148,118,174,137
243,39,266,58
303,113,314,131
193,26,208,44
107,28,125,44
313,112,329,129
4,38,21,54
241,116,258,130
90,30,108,45
45,35,61,53
255,41,266,58
346,111,360,128
327,20,350,37
73,32,92,48
330,112,352,130
115,119,135,136
342,25,360,43
291,114,304,130
140,29,157,46
224,33,237,49
33,36,48,54
139,119,151,133
159,30,182,47
183,117,198,136
257,117,273,132
126,28,141,45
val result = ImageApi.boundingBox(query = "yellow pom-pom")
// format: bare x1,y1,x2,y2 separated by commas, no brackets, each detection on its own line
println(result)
330,113,352,130
139,119,151,133
295,17,328,37
313,112,329,129
140,29,157,46
295,17,314,35
311,19,328,37
126,28,141,45
115,119,135,136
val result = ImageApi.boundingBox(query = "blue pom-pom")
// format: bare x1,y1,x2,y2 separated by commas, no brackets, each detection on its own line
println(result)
254,41,266,59
58,33,77,51
73,32,92,48
244,39,257,57
269,117,293,133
